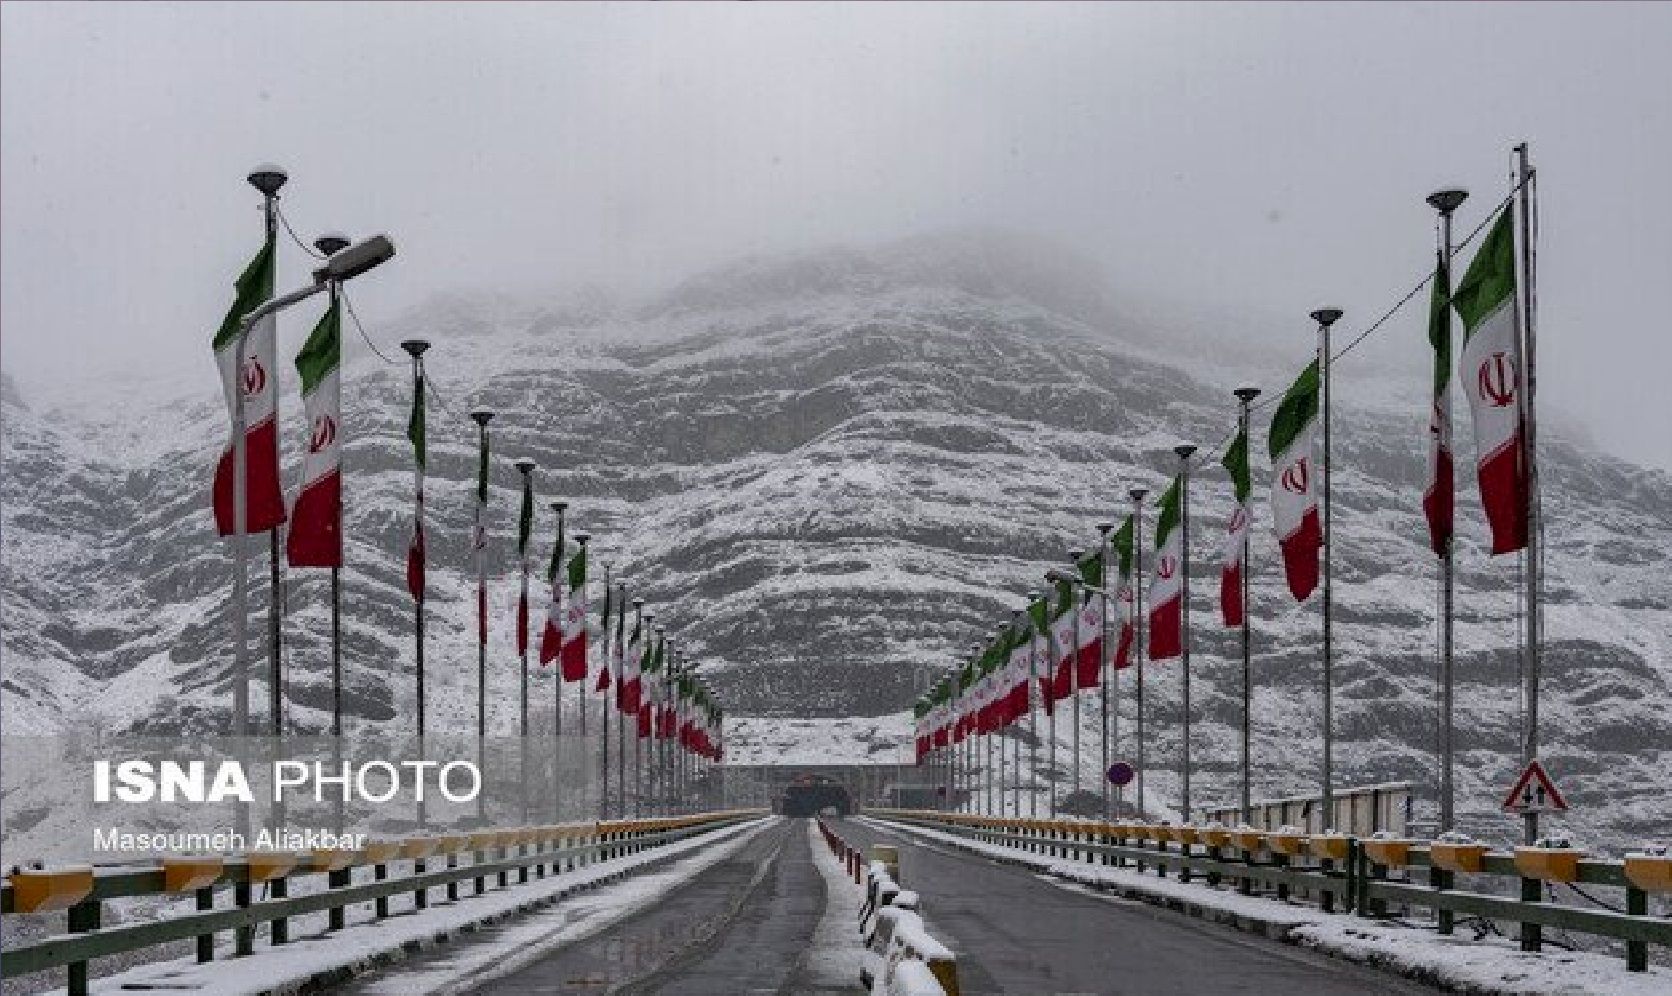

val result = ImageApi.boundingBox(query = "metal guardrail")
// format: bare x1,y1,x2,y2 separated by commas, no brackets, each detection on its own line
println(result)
0,811,761,995
868,810,1672,974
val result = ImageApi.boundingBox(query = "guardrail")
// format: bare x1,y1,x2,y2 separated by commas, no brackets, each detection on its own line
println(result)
1,810,760,995
819,817,957,996
868,810,1672,974
816,817,868,884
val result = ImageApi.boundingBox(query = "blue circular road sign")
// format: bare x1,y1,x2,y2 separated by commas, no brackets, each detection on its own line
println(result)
1107,762,1135,786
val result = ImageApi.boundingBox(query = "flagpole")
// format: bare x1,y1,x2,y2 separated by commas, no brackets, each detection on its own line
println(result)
550,501,567,824
312,233,350,835
572,533,591,810
1026,593,1039,817
1310,307,1343,832
399,339,430,829
471,409,494,823
1041,603,1057,818
1129,488,1148,818
599,563,610,818
633,600,645,816
1067,548,1084,805
254,174,286,749
1173,447,1196,826
1426,189,1467,834
1234,388,1261,825
617,581,628,819
1515,142,1541,851
1097,524,1113,817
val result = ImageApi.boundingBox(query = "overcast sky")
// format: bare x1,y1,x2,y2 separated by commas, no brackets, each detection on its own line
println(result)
4,2,1670,469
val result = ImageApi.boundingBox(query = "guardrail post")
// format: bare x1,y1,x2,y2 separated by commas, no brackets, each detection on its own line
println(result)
1627,885,1647,971
375,862,389,919
498,843,510,888
1273,853,1289,901
414,858,429,911
235,880,255,955
329,868,350,930
271,876,289,944
1431,866,1453,934
65,897,100,996
518,841,530,884
446,853,460,902
1319,856,1335,913
1519,876,1541,952
196,886,216,960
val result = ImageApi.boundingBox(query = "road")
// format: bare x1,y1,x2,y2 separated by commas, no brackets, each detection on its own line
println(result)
468,818,852,995
837,817,1438,996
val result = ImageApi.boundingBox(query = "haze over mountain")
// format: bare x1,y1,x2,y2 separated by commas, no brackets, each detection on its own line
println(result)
3,231,1669,849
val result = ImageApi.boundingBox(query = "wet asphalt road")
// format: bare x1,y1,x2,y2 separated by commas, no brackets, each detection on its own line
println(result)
836,817,1438,996
471,818,851,995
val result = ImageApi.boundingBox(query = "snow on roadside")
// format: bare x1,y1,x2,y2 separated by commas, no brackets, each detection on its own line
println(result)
862,817,1672,996
805,819,870,990
63,817,777,996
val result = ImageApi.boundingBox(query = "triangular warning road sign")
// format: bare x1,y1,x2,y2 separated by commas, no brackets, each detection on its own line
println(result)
1502,759,1568,814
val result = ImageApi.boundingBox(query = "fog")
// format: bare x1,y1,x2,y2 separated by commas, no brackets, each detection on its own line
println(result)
3,2,1669,469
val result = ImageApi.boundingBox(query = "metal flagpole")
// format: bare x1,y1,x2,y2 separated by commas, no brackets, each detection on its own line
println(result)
471,410,494,822
573,534,592,809
617,582,628,819
257,174,285,751
1174,446,1197,824
1515,140,1543,866
512,460,536,823
1311,306,1343,832
1129,488,1148,818
1427,188,1467,833
312,232,350,833
1043,590,1058,819
1098,524,1113,817
1067,549,1084,803
1234,388,1261,824
550,502,567,823
989,628,1002,814
1026,593,1039,817
399,338,430,829
633,601,645,816
600,564,611,819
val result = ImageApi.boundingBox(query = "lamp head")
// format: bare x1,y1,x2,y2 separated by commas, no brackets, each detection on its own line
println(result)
1426,188,1469,216
399,338,430,358
1234,386,1261,403
513,457,535,474
1310,307,1344,328
247,164,288,196
633,598,645,608
314,234,395,285
574,532,591,545
551,500,567,513
470,408,495,427
1098,521,1114,535
1174,444,1198,461
1067,547,1084,561
314,232,351,256
1129,487,1148,502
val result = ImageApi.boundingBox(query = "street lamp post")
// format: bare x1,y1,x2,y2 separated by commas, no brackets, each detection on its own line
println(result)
1128,487,1148,818
1311,306,1343,834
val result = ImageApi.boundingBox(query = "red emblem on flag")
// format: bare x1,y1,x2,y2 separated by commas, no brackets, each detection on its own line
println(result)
1477,351,1518,408
1228,506,1250,533
308,414,337,452
1281,458,1310,495
1156,556,1177,580
241,357,267,396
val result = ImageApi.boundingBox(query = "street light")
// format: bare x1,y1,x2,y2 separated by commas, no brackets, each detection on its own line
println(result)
247,164,287,197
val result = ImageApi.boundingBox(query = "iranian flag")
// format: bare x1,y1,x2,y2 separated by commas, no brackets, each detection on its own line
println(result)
914,696,931,763
212,235,287,535
403,364,426,602
1220,422,1253,626
636,636,660,738
1074,551,1104,689
1028,599,1053,716
1049,577,1077,700
1111,515,1137,669
594,581,612,692
1452,208,1528,554
1005,622,1031,724
558,544,589,682
1148,476,1184,661
515,470,534,656
472,421,490,647
538,518,566,667
620,609,643,714
1269,361,1322,601
1423,251,1455,556
285,300,341,567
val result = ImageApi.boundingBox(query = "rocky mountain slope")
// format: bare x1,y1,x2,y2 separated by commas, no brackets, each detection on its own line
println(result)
3,232,1669,849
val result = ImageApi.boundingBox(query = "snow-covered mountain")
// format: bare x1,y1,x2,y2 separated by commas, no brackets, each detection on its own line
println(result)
3,231,1669,850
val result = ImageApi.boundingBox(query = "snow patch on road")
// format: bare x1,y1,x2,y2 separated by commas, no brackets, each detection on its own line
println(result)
805,819,870,990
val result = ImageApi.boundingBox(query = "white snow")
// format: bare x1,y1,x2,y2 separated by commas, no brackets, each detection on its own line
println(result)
57,816,776,996
805,818,870,989
862,816,1672,996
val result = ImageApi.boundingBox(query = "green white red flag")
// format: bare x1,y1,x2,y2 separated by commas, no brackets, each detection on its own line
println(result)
1048,575,1077,700
1220,422,1252,626
1111,515,1137,668
559,545,588,681
620,602,642,714
1148,475,1184,660
1074,551,1104,689
538,515,566,667
285,300,341,566
1452,208,1528,554
1005,619,1031,723
1269,361,1321,601
1028,598,1053,716
1424,251,1455,556
212,235,286,535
